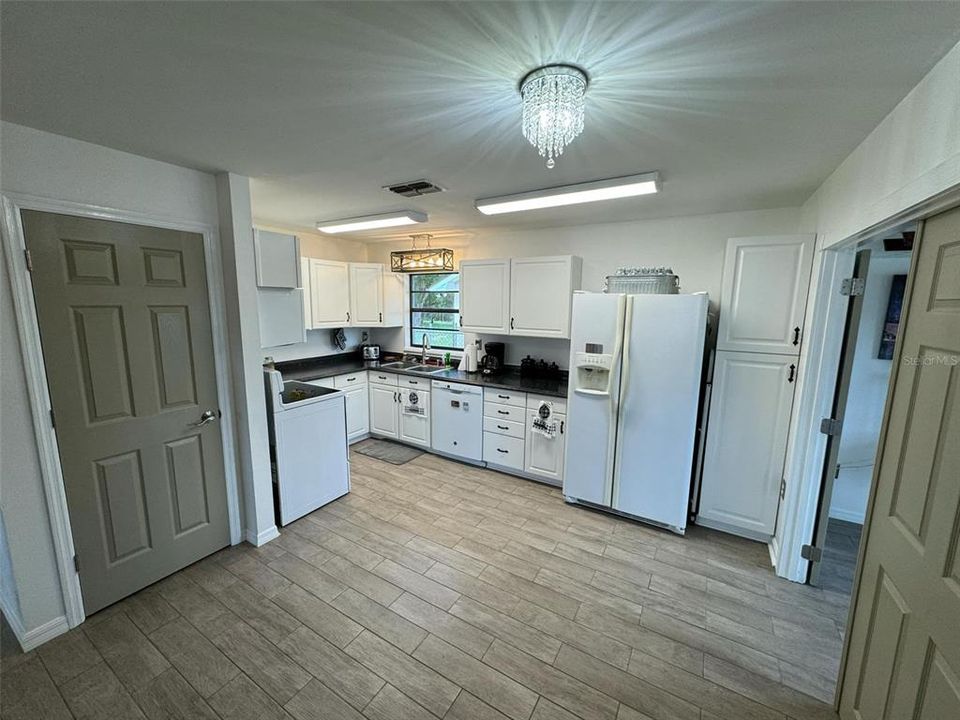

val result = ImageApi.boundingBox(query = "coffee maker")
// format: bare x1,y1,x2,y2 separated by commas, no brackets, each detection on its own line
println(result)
480,342,505,376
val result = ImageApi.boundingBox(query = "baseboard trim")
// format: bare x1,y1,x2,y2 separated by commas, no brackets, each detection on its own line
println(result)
828,508,866,524
245,525,280,547
695,516,772,544
19,615,70,651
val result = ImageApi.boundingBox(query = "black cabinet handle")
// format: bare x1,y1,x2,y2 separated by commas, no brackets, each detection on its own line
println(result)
410,380,418,384
497,424,509,430
497,410,509,415
379,312,382,322
347,377,356,382
510,317,515,330
459,316,463,327
560,421,565,434
346,311,350,322
788,364,796,383
498,394,509,399
497,448,508,454
792,327,800,346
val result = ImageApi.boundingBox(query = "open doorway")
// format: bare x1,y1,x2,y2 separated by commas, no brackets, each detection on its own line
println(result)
807,223,915,598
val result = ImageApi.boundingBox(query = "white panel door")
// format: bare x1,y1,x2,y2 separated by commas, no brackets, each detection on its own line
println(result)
300,256,312,329
460,259,510,334
344,385,370,443
717,235,815,355
509,256,581,338
697,350,797,538
369,385,399,438
309,259,350,328
525,411,565,484
254,229,300,288
350,263,384,327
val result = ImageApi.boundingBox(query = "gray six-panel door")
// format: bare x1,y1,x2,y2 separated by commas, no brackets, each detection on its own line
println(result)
22,211,231,615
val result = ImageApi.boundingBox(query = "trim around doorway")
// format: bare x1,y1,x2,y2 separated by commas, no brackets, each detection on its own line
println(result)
775,181,960,584
0,191,243,637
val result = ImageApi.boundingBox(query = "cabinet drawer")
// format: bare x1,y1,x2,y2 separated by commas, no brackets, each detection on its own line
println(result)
484,402,525,422
483,388,526,407
526,394,567,414
483,432,525,470
399,375,429,389
483,416,524,439
335,372,367,388
369,372,398,387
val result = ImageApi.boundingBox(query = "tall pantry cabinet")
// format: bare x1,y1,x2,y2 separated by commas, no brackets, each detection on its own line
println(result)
697,235,815,539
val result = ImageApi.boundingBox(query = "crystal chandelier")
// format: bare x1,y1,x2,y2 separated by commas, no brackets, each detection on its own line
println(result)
390,234,454,273
520,64,588,169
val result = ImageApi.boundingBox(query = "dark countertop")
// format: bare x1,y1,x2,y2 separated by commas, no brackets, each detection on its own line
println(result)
273,352,568,398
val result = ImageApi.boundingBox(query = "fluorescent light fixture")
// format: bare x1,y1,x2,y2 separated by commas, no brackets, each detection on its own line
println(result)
475,172,660,215
317,210,427,234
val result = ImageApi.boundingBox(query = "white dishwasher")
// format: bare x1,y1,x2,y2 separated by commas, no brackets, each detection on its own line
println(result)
431,381,483,462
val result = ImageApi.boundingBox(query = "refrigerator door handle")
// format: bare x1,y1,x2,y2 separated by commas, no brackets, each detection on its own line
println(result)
603,295,628,505
610,295,634,506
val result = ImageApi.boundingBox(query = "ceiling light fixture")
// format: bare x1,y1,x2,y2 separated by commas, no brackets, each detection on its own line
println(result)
390,234,454,273
475,172,661,215
317,210,427,234
520,64,588,169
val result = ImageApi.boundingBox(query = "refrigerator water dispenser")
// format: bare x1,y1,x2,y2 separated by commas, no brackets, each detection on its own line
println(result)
574,344,614,394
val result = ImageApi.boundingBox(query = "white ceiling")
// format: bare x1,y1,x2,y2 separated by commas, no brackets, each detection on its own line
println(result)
3,2,959,241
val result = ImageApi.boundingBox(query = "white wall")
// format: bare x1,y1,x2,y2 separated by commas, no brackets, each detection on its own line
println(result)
0,121,222,641
368,207,802,367
802,41,960,246
829,253,911,523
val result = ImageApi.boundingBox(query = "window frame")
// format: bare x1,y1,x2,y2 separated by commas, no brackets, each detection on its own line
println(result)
407,272,464,352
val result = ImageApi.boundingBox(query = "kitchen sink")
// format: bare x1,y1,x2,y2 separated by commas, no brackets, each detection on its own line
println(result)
379,361,447,374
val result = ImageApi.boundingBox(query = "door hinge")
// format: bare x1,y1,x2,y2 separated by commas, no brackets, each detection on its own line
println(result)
801,544,823,562
73,554,80,573
50,409,56,428
840,277,865,296
24,249,33,272
779,478,786,500
820,417,842,436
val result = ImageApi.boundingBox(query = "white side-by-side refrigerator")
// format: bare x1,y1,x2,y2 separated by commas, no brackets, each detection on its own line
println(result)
562,292,709,533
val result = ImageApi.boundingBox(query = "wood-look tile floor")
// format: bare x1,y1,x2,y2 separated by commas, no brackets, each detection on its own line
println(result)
0,451,848,720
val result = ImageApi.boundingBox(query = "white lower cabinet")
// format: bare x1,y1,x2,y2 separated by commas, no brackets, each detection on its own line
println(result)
369,383,400,438
697,350,797,539
399,389,431,448
310,373,369,443
483,432,524,471
524,409,565,483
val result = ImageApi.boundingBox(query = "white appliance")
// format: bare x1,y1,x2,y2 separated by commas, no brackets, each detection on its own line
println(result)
431,380,483,462
563,292,709,534
264,369,350,525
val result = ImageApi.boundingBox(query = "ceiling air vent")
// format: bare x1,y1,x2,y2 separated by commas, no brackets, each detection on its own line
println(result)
384,179,445,197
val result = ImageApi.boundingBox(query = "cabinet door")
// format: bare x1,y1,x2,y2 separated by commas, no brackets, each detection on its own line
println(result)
369,385,399,438
254,229,300,288
697,351,797,539
510,256,581,338
350,263,385,327
717,235,815,355
525,411,565,484
309,259,350,328
381,273,404,327
300,257,312,329
460,259,510,334
258,289,306,347
399,395,430,448
344,385,370,443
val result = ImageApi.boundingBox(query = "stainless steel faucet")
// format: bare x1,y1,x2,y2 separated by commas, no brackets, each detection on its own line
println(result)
421,333,430,364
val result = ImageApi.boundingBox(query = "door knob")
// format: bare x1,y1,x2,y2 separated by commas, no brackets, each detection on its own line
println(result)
190,410,217,427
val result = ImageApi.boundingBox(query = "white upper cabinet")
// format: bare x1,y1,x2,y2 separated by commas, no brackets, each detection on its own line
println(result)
510,256,582,338
309,259,351,328
300,257,313,329
350,263,385,326
254,229,300,288
460,259,511,334
460,255,581,338
717,235,815,355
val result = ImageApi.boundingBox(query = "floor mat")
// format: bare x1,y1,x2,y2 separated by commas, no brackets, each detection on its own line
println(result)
353,438,424,465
